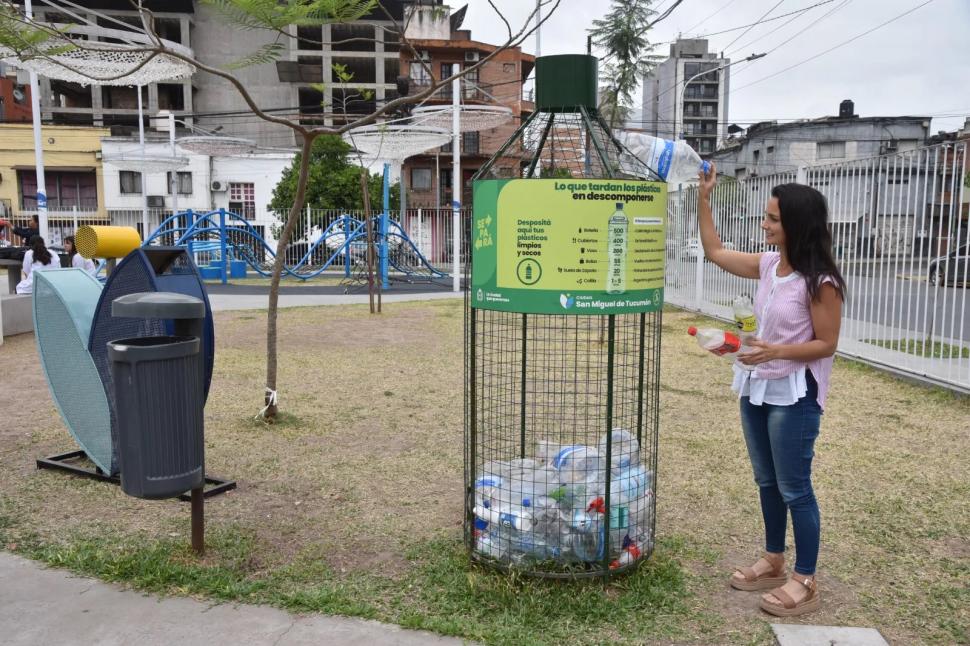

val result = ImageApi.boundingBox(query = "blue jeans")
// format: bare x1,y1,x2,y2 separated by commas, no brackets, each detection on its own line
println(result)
739,372,821,576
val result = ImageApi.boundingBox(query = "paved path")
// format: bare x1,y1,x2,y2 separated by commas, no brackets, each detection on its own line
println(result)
209,290,462,312
0,552,472,646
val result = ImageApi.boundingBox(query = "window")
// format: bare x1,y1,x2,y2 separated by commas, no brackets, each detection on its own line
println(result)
228,182,256,219
503,62,516,73
753,150,760,164
120,171,142,194
735,167,747,179
410,168,432,191
463,64,480,99
410,62,431,85
18,169,97,210
166,171,193,195
817,141,846,159
463,131,480,155
767,146,775,155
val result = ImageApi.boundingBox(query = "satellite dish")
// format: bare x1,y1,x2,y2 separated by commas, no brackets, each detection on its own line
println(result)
12,87,26,103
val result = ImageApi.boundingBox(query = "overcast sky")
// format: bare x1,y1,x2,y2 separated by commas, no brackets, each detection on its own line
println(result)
464,0,969,135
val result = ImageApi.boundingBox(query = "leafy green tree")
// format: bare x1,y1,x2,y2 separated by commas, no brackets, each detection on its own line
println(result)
269,135,399,215
589,0,664,128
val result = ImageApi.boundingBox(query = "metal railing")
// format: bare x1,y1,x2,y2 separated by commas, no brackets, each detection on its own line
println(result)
665,140,969,393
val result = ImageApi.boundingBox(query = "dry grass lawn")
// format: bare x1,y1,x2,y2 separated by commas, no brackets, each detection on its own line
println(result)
0,301,966,644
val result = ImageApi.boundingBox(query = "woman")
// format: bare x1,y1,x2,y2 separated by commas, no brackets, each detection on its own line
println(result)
64,235,96,275
697,164,846,617
16,235,59,295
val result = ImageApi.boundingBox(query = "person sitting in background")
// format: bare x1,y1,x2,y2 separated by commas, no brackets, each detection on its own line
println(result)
13,215,39,246
16,235,59,295
64,235,96,275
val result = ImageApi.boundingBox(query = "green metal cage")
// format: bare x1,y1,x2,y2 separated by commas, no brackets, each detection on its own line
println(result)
464,55,665,579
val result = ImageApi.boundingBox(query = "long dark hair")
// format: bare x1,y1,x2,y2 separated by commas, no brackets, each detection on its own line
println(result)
771,183,847,302
28,235,52,266
65,235,77,259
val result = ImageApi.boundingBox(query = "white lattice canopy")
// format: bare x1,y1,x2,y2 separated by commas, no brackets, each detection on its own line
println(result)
411,105,513,133
0,23,194,86
102,152,190,173
177,136,256,156
342,125,451,163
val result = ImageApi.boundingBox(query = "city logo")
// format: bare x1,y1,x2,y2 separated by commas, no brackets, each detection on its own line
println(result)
477,288,484,301
559,293,575,309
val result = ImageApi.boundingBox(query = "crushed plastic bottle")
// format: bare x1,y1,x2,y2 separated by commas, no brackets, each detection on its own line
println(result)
551,445,603,484
473,504,534,532
616,131,711,185
687,326,741,357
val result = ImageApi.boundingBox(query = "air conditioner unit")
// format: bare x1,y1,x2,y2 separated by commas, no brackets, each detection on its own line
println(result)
464,51,480,62
146,195,165,208
210,180,227,192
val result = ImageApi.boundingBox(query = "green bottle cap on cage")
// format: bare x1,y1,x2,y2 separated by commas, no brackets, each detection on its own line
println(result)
535,54,598,112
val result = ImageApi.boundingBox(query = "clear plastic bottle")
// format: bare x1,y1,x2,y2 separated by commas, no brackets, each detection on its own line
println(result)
599,427,639,475
473,504,534,532
616,131,711,185
606,203,628,295
732,295,758,371
687,326,741,358
550,445,603,484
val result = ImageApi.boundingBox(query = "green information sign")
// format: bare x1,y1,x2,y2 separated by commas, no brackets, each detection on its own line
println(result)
471,178,667,315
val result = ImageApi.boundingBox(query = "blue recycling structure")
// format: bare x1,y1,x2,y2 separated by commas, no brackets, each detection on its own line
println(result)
86,248,215,474
32,270,115,473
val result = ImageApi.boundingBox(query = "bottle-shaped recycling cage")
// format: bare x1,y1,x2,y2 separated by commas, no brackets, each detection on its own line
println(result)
465,54,668,579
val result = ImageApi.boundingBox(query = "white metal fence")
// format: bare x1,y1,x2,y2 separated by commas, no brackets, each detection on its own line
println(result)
665,140,970,393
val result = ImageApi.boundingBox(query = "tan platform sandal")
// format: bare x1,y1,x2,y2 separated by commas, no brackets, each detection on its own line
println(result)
760,573,821,617
729,553,787,591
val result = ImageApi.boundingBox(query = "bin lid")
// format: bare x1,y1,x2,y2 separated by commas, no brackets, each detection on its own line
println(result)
112,291,205,320
107,335,200,362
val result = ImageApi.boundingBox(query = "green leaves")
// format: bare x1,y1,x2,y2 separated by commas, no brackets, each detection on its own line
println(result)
226,41,286,69
589,0,665,127
200,0,378,32
0,5,78,60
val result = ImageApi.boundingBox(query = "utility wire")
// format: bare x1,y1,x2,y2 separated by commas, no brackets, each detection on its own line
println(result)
683,0,742,34
731,0,937,94
727,0,853,66
722,0,787,53
655,0,836,45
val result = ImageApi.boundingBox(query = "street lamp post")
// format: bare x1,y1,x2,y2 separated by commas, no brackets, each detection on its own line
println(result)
678,53,766,141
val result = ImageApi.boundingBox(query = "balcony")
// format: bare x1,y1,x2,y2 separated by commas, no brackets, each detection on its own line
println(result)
407,78,494,103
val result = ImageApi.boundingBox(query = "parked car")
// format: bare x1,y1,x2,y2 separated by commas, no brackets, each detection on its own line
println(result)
928,244,969,287
679,239,702,261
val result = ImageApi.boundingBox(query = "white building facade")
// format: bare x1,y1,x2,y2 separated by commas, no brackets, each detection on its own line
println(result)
641,38,730,155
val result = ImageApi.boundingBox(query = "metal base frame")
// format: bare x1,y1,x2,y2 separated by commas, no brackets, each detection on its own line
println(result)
36,450,237,501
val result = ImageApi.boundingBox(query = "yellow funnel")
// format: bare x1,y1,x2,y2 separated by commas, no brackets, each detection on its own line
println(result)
75,226,142,259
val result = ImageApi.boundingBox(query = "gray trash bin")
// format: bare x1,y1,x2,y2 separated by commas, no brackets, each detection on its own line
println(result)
107,292,206,499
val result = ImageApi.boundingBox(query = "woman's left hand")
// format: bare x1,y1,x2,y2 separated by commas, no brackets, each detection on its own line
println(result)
737,339,781,365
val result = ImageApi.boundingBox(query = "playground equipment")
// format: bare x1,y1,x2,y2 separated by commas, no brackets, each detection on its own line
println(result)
75,225,142,261
144,208,445,287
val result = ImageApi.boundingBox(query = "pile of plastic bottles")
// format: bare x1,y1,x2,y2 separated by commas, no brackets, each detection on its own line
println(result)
472,428,654,569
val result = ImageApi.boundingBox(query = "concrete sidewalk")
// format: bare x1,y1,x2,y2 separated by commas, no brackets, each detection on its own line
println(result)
0,552,473,646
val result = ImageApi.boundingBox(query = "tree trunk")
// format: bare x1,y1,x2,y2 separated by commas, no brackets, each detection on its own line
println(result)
262,132,315,421
362,169,377,314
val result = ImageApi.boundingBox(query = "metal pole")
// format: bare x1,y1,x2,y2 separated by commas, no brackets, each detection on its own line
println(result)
452,77,461,292
382,163,390,290
535,0,542,57
24,0,48,242
138,85,149,238
190,486,204,555
169,113,178,226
